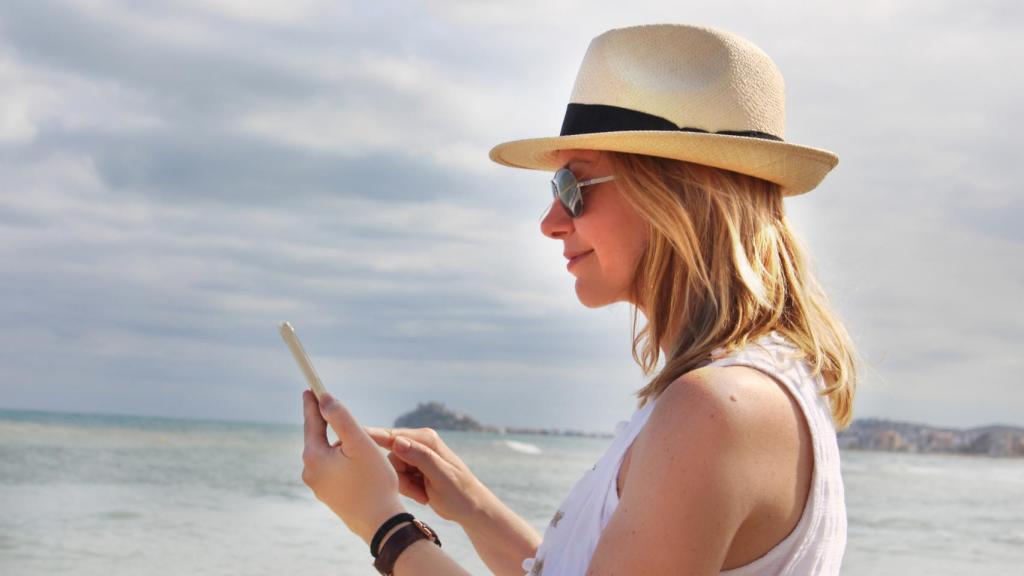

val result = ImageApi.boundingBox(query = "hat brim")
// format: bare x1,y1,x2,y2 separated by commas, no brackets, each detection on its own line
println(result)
489,131,838,197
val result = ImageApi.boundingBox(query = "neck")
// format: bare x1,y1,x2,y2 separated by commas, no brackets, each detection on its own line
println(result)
635,304,681,359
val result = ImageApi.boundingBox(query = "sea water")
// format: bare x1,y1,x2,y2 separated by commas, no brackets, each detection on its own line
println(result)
1,409,1022,575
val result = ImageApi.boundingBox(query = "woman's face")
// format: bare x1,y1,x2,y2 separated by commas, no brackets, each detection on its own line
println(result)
541,150,649,308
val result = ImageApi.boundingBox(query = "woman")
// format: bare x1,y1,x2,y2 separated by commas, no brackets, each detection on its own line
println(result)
300,24,858,575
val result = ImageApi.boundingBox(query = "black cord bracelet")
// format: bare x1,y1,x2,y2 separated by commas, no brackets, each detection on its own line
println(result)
370,513,415,558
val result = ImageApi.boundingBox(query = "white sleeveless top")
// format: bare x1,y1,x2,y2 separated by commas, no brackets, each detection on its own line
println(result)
521,331,847,575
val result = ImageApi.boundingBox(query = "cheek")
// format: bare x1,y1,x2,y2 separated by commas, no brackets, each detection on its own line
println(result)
597,226,647,286
618,238,647,286
576,188,650,298
613,216,649,275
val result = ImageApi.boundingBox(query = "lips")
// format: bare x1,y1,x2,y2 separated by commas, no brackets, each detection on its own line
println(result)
565,250,594,269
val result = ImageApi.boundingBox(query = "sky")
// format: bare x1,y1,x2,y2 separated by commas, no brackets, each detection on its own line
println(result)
1,0,1021,432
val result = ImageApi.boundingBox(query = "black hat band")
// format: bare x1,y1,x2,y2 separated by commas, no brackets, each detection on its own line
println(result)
559,103,784,142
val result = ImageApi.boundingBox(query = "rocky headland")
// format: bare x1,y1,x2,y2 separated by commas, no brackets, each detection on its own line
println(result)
393,402,612,438
394,402,496,432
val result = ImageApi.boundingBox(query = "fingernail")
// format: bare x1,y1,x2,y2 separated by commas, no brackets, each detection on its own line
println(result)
395,437,411,453
319,393,334,406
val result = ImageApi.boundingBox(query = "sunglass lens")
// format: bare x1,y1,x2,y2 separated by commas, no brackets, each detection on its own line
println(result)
552,168,582,217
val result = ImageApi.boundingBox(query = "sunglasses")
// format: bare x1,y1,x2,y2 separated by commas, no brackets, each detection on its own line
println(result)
550,167,616,218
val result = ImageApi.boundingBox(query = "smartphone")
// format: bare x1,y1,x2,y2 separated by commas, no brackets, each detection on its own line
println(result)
279,321,329,401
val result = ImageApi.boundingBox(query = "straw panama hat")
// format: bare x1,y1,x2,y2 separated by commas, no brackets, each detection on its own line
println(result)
489,24,839,196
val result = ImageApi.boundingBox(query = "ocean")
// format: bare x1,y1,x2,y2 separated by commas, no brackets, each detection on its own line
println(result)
1,409,1022,575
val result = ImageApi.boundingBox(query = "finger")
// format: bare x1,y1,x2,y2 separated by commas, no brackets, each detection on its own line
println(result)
387,450,413,475
376,427,447,454
318,393,372,456
396,471,428,504
384,450,427,502
302,390,328,452
390,435,449,480
365,426,395,449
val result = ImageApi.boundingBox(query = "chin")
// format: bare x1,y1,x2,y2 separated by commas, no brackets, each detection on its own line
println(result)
574,281,620,309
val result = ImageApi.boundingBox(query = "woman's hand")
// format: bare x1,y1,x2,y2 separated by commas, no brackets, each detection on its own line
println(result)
364,425,489,525
301,390,406,545
365,425,544,576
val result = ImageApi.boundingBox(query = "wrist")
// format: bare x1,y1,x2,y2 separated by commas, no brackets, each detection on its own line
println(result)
458,482,503,532
373,517,442,575
358,502,408,546
377,521,409,552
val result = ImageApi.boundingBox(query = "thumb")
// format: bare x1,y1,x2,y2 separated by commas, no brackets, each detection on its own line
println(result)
392,435,448,479
318,394,372,455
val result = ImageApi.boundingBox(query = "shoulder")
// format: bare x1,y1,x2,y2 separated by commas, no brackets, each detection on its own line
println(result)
647,364,806,455
639,364,810,504
585,366,809,574
635,365,803,501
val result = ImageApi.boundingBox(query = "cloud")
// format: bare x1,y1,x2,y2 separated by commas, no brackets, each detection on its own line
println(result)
0,54,161,143
0,0,1021,430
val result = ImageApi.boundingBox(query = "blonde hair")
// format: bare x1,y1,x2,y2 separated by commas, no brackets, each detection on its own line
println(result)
606,152,858,429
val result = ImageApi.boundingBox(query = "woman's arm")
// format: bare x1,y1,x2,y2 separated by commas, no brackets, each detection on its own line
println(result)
457,483,542,576
366,427,542,576
392,538,472,575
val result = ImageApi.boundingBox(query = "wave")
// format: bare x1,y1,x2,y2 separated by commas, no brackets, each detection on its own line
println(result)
501,440,542,455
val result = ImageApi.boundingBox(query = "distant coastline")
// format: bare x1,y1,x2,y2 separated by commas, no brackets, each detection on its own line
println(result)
394,403,1024,456
837,418,1024,458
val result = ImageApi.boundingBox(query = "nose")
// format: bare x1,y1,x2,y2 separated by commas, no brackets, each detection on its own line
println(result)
540,198,574,239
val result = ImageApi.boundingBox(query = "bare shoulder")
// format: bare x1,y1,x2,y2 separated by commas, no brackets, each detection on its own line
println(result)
634,365,807,498
586,366,812,574
648,364,809,454
642,364,813,512
638,367,762,466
